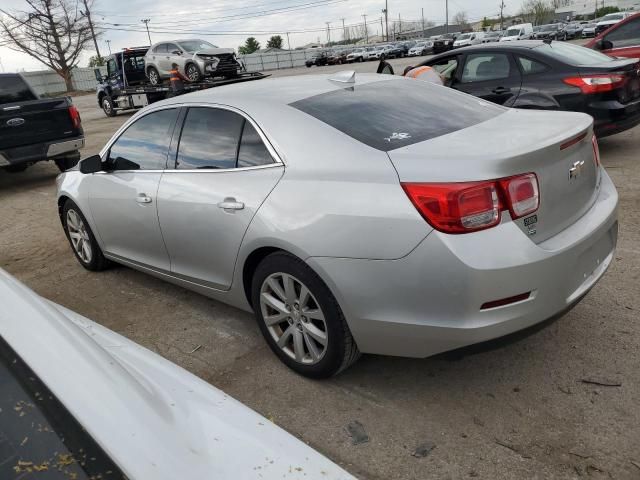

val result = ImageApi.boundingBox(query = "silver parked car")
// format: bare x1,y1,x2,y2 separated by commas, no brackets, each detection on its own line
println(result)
144,38,242,84
57,73,618,378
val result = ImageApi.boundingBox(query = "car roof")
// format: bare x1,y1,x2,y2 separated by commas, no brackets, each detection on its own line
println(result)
453,40,545,52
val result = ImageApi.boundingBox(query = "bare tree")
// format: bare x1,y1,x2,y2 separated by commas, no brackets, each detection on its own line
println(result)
452,11,470,28
0,0,93,91
520,0,555,25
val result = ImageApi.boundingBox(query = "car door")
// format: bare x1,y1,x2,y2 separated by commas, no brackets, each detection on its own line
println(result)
157,106,284,290
106,56,122,92
600,16,640,59
87,107,180,271
150,43,168,75
164,43,182,71
453,51,522,105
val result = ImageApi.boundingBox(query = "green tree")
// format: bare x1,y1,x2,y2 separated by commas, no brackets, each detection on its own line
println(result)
481,17,491,29
238,37,261,55
266,35,283,49
88,55,105,67
595,6,620,18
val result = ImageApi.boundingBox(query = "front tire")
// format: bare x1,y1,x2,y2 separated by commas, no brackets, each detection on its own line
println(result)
185,63,202,82
252,252,360,378
101,95,116,117
62,200,109,271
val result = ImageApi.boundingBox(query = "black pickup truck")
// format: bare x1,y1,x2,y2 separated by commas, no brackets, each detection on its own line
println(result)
0,73,84,173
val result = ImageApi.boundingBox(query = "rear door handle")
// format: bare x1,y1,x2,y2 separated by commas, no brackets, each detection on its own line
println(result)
492,87,510,94
217,198,244,211
136,193,152,204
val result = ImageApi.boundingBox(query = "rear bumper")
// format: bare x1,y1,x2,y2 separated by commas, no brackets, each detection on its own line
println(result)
308,170,618,358
589,96,640,137
0,136,84,167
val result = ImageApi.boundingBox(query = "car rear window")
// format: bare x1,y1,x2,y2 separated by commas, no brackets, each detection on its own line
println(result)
0,75,37,104
534,42,616,65
289,79,504,151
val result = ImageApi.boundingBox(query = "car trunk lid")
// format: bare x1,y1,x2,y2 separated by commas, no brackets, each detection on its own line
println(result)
388,108,598,243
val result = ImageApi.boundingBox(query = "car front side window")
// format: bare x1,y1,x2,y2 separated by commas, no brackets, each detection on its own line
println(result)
107,109,178,170
176,107,244,170
604,18,640,48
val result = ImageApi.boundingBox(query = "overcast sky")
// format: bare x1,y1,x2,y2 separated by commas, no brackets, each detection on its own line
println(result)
0,0,519,72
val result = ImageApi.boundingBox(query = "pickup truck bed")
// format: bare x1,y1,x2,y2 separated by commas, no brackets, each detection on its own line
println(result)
0,74,84,173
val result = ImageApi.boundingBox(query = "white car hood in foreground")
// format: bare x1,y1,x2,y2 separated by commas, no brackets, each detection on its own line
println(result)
0,269,355,480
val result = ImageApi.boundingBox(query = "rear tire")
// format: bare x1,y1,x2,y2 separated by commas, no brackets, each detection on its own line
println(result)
62,200,110,271
252,252,360,378
54,155,79,172
101,95,117,117
147,67,161,85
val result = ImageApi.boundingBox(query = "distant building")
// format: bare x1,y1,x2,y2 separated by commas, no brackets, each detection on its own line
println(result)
395,24,466,40
555,0,640,20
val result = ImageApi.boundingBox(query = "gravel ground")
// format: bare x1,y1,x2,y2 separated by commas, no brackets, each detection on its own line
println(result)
1,57,639,479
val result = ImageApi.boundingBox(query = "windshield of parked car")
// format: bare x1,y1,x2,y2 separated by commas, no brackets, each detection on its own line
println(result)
0,336,125,480
457,33,472,40
178,40,217,53
601,13,624,21
506,28,522,36
540,24,559,31
414,42,425,47
535,41,616,65
290,79,505,152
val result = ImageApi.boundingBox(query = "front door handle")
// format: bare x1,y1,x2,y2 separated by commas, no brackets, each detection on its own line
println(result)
492,87,510,94
217,198,244,211
136,193,152,204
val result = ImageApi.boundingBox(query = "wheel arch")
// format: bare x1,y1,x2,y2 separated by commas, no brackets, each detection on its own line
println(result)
57,195,71,224
242,246,285,308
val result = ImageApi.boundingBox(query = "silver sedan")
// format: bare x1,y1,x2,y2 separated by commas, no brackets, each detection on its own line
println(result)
56,73,618,378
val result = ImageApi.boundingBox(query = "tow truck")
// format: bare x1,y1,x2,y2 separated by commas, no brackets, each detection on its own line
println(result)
95,46,267,117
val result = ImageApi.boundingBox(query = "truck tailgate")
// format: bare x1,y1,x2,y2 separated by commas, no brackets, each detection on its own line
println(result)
0,98,76,150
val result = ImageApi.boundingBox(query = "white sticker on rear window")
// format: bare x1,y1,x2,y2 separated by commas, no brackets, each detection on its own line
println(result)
384,132,411,143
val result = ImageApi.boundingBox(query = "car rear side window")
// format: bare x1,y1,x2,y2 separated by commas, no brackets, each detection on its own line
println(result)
290,79,504,151
462,53,512,83
176,107,244,169
0,76,37,104
604,17,640,48
237,122,274,168
517,56,548,75
108,108,178,170
154,44,168,53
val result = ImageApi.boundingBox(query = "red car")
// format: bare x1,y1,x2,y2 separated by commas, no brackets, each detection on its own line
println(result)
586,12,640,59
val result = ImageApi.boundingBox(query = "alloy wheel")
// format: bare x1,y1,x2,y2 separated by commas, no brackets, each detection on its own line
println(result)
186,65,199,81
260,272,328,365
66,209,92,263
148,69,159,85
102,98,112,115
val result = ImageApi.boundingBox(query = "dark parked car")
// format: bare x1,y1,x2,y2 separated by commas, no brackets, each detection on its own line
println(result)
305,51,329,67
327,50,348,65
433,34,457,54
586,12,640,60
534,23,564,40
560,22,585,40
416,41,640,137
0,73,83,173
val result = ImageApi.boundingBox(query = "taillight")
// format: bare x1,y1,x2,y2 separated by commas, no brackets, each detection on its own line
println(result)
563,74,626,94
68,105,81,129
591,134,600,167
402,173,539,234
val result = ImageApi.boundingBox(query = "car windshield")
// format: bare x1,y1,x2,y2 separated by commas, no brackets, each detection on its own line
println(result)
601,13,623,21
535,41,616,65
178,40,217,52
457,34,472,40
540,24,559,31
290,79,504,152
414,42,425,47
506,28,521,36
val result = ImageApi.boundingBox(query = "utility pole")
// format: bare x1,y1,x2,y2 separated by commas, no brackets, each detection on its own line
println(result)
445,0,449,33
363,14,369,44
383,0,389,41
422,8,425,37
499,0,506,31
398,13,401,40
342,18,347,42
381,17,384,40
106,39,112,54
141,18,151,45
80,0,101,61
286,32,293,68
326,22,331,45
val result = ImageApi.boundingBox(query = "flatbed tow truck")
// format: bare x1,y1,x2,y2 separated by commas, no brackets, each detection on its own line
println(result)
95,46,268,117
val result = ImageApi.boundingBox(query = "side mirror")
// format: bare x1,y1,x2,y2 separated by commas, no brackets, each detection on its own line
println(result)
80,154,103,174
94,68,103,82
171,50,181,55
595,39,613,51
377,60,395,75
